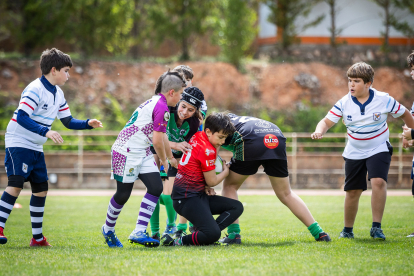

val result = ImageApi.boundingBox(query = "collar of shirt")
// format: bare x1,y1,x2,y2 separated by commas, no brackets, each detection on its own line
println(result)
351,89,374,115
40,75,57,94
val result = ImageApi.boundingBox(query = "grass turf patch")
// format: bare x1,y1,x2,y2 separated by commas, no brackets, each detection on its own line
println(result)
1,195,413,275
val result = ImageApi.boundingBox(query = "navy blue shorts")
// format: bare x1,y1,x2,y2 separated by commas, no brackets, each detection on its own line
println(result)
4,147,48,183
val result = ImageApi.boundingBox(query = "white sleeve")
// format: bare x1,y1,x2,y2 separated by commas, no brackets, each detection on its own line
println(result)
325,100,343,123
387,96,405,118
18,87,41,115
57,94,72,119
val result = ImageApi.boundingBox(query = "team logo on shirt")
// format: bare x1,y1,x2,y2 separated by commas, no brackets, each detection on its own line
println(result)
373,112,381,121
205,148,214,156
180,129,187,136
126,168,135,176
206,159,215,167
164,112,170,121
255,120,272,128
347,115,352,121
22,163,28,173
263,134,279,149
42,104,48,110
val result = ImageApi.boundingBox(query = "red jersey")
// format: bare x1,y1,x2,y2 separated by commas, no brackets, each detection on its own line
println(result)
172,131,217,199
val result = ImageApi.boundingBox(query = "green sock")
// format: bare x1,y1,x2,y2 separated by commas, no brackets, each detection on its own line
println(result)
227,224,240,239
161,194,176,227
189,222,194,227
150,201,160,235
159,194,165,205
177,223,187,231
308,221,323,239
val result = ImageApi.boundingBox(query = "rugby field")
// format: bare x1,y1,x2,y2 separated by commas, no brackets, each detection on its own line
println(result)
1,194,413,275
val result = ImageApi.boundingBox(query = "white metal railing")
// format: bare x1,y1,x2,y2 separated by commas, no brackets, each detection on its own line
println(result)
0,131,407,185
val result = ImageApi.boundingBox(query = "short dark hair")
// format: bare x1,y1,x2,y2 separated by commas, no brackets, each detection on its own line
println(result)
173,65,194,80
407,51,414,67
40,48,73,75
204,112,235,136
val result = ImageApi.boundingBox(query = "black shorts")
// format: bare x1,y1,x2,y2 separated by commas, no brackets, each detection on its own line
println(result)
168,165,177,177
344,151,392,191
229,158,289,177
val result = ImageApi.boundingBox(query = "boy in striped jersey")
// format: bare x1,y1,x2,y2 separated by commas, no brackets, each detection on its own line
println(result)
312,62,414,240
401,51,414,238
0,48,102,246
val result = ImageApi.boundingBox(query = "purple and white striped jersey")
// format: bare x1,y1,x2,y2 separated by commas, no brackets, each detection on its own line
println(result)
326,88,405,160
112,94,169,157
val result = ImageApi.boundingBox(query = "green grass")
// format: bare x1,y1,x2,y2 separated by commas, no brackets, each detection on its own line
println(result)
1,195,414,275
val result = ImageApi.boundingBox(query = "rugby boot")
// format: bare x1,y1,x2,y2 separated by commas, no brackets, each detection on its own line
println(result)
0,227,7,244
316,232,331,241
174,229,187,239
339,231,354,239
163,224,177,236
370,227,386,240
407,232,414,238
151,232,160,241
30,236,52,247
219,233,241,245
128,230,160,247
101,225,123,248
160,233,174,246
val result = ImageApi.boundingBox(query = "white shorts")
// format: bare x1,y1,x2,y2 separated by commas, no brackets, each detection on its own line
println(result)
111,150,159,183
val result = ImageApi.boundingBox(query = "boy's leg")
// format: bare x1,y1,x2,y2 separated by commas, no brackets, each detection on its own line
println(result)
161,173,177,233
366,151,391,240
150,200,161,239
0,184,22,244
172,195,221,246
208,196,244,232
340,157,368,238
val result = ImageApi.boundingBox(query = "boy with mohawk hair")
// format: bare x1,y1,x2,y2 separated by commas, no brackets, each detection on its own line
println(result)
101,70,185,248
312,62,414,240
400,51,414,238
0,48,103,246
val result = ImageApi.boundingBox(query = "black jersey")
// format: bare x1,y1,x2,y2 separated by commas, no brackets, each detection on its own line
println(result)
222,114,287,161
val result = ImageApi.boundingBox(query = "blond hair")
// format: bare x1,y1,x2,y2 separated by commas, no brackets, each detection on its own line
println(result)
347,62,374,84
173,65,194,80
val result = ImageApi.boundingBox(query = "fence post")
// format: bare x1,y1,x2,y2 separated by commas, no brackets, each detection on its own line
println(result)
78,131,83,185
398,133,403,186
292,132,297,187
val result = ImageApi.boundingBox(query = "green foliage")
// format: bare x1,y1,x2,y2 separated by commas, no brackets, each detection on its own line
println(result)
211,0,257,69
264,0,325,52
147,0,216,60
2,195,414,275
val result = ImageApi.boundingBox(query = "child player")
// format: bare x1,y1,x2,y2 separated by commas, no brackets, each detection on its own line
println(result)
101,70,184,248
150,86,205,241
221,114,331,244
167,112,244,246
400,51,414,238
0,48,103,246
312,62,414,240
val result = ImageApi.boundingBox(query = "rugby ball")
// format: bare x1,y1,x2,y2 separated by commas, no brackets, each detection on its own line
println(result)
215,155,224,174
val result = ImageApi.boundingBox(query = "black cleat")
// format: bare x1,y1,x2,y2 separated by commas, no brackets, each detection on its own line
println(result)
316,232,331,242
219,233,241,245
174,229,187,239
160,233,174,246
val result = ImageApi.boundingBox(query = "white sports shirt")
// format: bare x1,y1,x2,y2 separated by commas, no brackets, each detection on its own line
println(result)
410,102,414,161
326,88,405,160
5,78,71,152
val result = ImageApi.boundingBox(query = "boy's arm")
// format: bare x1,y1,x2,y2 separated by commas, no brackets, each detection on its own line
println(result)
400,109,414,129
153,131,176,170
311,118,335,139
60,116,102,130
16,110,63,143
203,162,230,187
163,133,177,168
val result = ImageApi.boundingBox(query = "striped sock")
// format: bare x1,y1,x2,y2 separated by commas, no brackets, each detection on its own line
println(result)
135,193,158,232
0,192,17,229
104,197,123,233
30,195,46,242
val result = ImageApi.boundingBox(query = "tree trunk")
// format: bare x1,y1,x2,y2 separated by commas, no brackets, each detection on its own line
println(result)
329,0,336,49
384,0,390,52
180,3,189,61
130,0,140,59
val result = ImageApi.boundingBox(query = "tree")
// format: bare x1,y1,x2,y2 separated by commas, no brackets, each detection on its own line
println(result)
390,0,414,40
147,0,215,60
212,0,257,68
371,0,393,53
264,0,325,54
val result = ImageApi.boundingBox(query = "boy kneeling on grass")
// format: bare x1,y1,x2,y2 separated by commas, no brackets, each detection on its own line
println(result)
163,112,244,246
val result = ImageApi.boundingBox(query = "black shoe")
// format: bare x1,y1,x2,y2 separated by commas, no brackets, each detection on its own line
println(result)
189,225,196,233
219,233,241,245
316,232,331,242
160,233,174,246
151,232,160,241
174,229,187,239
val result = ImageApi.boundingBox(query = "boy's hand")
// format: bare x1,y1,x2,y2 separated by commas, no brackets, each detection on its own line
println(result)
222,161,230,176
311,132,323,139
402,125,412,140
175,142,192,153
46,130,64,144
403,139,413,149
160,159,169,172
205,187,216,196
169,158,178,169
88,119,103,128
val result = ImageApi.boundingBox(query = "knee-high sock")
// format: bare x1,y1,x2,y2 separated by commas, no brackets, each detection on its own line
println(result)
0,192,17,229
161,194,176,227
30,195,46,242
135,193,158,232
104,196,124,233
150,201,160,234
